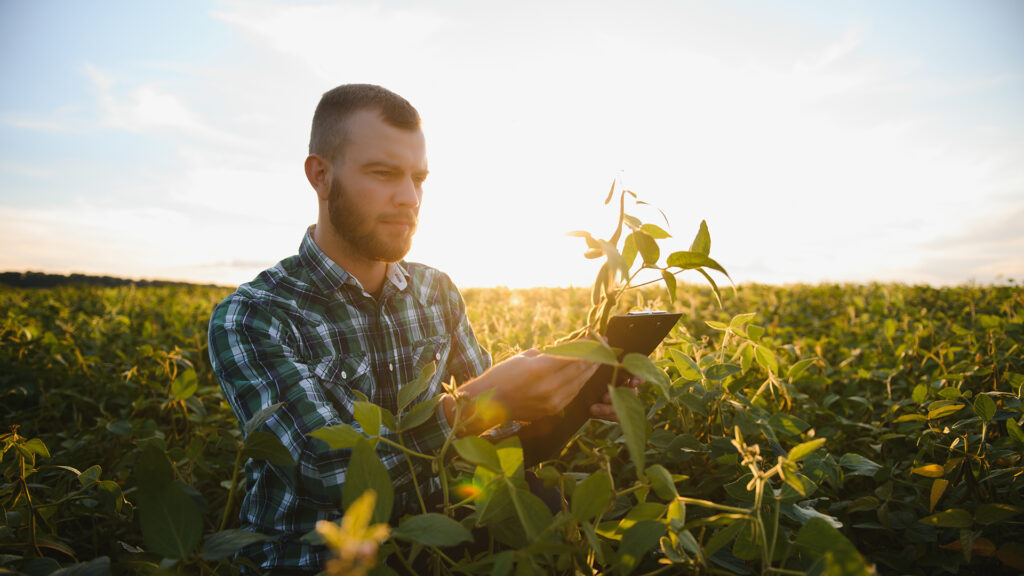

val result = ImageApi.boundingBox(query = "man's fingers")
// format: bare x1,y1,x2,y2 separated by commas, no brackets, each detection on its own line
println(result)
590,403,618,421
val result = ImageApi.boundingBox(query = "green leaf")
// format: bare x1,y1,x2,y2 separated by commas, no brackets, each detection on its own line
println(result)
354,401,382,438
788,438,826,462
704,363,741,381
200,529,271,561
136,443,173,494
928,404,965,420
622,235,638,270
911,464,945,478
22,438,50,459
688,220,711,256
398,396,441,432
632,230,660,266
106,420,131,437
393,513,473,547
754,345,778,374
542,339,618,365
788,358,816,380
666,251,728,277
703,520,746,560
919,508,973,528
136,481,203,559
491,551,515,576
618,520,666,575
973,394,996,421
768,413,810,437
610,385,648,474
929,478,949,513
478,480,515,526
172,369,198,402
1008,419,1024,445
241,431,295,467
399,362,435,414
668,349,701,381
510,484,554,542
912,384,928,404
244,402,285,437
728,312,757,328
697,268,724,308
661,270,677,304
78,464,102,487
796,517,872,575
598,238,630,279
644,464,678,500
839,453,882,477
453,436,502,473
310,423,364,450
782,470,817,498
975,503,1024,525
571,473,612,522
787,502,843,528
641,223,671,239
894,414,927,423
343,438,394,524
621,353,670,396
495,437,524,480
724,474,756,502
49,557,111,575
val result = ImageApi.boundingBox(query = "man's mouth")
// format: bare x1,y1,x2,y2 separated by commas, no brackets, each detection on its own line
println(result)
380,217,417,230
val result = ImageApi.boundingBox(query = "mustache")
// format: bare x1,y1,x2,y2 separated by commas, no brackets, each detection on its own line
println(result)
379,212,418,226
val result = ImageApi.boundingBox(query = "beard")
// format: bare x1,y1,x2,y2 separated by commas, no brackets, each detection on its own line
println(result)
327,175,417,263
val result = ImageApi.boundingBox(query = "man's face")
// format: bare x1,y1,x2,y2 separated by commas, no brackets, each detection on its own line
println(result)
326,109,428,263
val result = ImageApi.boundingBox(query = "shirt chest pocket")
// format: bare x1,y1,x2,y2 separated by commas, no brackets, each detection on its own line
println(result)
401,335,452,408
312,353,373,412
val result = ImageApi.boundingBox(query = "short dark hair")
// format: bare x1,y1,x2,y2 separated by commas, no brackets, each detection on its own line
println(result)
309,84,421,160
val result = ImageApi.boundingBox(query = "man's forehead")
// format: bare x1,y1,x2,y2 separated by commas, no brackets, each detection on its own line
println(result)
342,109,427,167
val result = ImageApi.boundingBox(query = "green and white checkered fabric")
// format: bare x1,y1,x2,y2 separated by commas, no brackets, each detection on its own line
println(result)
208,228,490,572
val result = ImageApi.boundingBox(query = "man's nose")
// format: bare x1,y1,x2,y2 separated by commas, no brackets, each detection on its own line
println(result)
394,177,421,208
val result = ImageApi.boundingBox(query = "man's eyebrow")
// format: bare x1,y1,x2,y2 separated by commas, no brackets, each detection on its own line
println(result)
361,161,401,170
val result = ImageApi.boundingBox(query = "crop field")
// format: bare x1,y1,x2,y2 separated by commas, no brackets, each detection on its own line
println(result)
2,277,1022,576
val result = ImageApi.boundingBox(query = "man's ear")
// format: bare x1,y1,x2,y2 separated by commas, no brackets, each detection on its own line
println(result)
304,154,332,201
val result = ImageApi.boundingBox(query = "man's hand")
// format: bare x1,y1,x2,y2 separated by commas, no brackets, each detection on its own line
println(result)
588,375,644,421
444,349,599,435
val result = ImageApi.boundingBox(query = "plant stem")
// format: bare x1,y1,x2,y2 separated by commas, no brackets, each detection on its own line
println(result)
219,448,243,532
398,430,429,514
378,436,434,460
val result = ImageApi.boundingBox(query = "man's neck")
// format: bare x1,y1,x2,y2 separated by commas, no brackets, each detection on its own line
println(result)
311,223,388,296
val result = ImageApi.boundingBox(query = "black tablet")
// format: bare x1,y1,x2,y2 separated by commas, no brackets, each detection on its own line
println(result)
518,311,681,467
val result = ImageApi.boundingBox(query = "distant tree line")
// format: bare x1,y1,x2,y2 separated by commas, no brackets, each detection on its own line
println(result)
0,271,222,289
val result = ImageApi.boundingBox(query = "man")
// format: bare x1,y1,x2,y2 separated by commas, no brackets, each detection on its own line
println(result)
208,84,622,573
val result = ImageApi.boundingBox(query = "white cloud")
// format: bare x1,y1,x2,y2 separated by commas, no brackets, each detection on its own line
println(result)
82,62,249,146
213,1,447,84
0,105,82,132
3,1,1021,289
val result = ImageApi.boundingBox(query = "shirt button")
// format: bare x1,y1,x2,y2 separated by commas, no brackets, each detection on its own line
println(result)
435,352,441,360
388,363,394,372
340,371,347,379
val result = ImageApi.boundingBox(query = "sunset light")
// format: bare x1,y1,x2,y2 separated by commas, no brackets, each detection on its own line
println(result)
2,1,1022,287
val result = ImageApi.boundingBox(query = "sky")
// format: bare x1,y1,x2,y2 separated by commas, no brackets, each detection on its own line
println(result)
2,0,1022,289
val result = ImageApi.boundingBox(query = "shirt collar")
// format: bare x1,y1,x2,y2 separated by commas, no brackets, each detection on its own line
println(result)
298,226,411,296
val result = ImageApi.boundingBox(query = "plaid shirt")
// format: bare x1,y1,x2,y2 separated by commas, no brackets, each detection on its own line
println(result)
208,228,491,572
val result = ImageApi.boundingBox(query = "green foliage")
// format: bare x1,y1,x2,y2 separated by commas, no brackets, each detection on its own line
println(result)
2,191,1024,574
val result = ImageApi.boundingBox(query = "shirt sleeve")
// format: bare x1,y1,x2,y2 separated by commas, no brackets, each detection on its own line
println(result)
444,279,493,384
208,293,449,511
